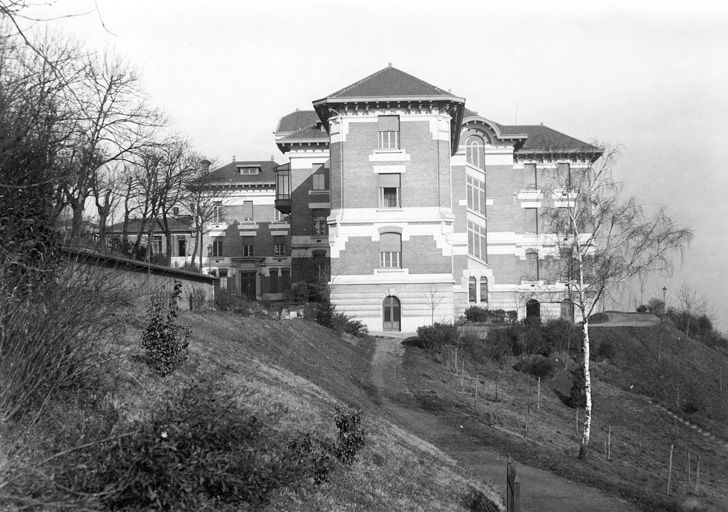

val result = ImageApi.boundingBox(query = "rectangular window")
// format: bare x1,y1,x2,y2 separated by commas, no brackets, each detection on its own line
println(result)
276,167,291,199
243,236,254,257
467,221,486,261
269,269,279,293
466,175,486,216
242,201,253,223
558,162,572,189
468,277,477,303
312,209,328,235
526,250,540,280
480,277,488,303
212,237,223,257
524,208,539,234
377,115,400,150
378,173,400,208
212,201,223,223
312,172,326,190
177,237,186,257
274,235,286,256
238,166,260,175
152,235,163,254
379,232,402,268
524,163,537,190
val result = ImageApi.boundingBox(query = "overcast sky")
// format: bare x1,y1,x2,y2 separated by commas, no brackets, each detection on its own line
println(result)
22,0,728,330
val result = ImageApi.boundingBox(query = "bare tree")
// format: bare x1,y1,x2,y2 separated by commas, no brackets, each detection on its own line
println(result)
422,286,445,325
541,145,693,459
187,160,224,269
60,51,162,242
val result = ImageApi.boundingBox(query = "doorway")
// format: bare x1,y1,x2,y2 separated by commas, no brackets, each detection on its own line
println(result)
383,296,401,332
526,299,541,323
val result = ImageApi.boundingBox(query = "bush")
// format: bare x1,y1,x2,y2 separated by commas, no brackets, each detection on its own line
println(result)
567,366,587,409
332,406,367,465
343,318,369,337
463,306,517,325
587,312,609,324
0,263,123,422
214,289,250,313
464,305,489,323
513,355,556,379
595,340,616,360
541,319,579,355
56,383,337,510
188,287,206,310
140,281,191,377
315,300,336,329
416,323,458,351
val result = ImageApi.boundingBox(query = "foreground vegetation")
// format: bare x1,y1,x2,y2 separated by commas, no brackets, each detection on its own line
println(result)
403,319,728,512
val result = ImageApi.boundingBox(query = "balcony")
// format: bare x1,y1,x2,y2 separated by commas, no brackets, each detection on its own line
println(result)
275,197,291,214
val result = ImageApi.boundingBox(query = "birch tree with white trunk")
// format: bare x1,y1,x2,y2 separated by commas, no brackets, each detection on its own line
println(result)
541,145,692,459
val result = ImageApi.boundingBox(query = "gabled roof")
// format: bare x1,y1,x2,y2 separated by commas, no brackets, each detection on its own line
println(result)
323,65,460,100
276,110,319,134
495,123,601,154
196,160,278,186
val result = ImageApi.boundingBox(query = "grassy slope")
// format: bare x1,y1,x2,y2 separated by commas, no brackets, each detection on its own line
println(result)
1,308,502,511
402,325,728,512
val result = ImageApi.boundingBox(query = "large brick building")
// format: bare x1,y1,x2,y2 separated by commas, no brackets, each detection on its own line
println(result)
275,65,601,332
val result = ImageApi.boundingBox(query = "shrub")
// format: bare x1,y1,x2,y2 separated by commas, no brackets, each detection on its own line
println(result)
56,383,337,510
0,263,123,422
343,318,369,337
506,310,518,324
140,281,191,377
332,406,367,465
214,289,249,313
416,323,458,351
188,287,206,310
316,300,336,329
587,312,609,324
513,355,556,379
566,366,586,409
595,340,616,360
485,324,523,360
541,319,579,355
464,305,489,323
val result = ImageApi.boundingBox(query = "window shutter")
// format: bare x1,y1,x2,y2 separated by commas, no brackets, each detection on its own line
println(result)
380,232,401,252
378,173,400,188
378,115,399,131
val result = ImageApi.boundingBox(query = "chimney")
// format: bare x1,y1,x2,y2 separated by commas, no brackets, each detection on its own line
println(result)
200,159,211,173
232,154,236,162
270,154,274,161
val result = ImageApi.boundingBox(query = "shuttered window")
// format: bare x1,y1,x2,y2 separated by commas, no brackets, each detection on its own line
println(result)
378,173,400,208
379,232,402,268
378,115,400,149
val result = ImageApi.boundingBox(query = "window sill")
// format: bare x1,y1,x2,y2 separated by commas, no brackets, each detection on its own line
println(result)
373,148,404,154
375,268,408,274
376,207,403,212
309,189,329,195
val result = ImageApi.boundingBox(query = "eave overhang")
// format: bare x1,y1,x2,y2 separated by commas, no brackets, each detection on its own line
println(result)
312,95,466,155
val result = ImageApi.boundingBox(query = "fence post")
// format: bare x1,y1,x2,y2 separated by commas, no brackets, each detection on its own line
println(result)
507,456,521,512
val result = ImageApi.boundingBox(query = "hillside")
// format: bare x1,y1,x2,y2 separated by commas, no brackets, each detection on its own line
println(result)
0,308,502,511
401,322,728,512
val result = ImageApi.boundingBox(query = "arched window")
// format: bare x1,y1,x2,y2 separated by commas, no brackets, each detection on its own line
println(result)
468,277,477,303
466,135,485,169
526,299,541,324
379,232,402,268
479,277,488,303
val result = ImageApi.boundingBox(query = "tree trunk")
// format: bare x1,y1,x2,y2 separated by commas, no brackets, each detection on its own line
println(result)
578,319,593,459
190,225,199,267
69,200,84,243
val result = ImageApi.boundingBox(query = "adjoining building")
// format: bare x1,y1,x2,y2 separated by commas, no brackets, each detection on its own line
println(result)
107,159,292,301
274,65,602,332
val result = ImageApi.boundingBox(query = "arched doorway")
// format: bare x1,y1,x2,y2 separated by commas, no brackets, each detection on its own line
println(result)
383,296,401,332
526,299,541,323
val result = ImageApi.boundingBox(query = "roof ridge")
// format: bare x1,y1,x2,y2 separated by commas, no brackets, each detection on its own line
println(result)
326,65,452,99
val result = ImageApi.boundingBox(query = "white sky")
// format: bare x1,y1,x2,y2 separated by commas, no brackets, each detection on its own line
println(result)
20,0,728,330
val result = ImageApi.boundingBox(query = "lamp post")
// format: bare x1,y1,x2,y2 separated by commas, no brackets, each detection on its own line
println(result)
662,286,667,321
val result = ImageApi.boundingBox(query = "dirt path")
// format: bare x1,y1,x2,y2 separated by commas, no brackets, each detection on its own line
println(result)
371,336,639,512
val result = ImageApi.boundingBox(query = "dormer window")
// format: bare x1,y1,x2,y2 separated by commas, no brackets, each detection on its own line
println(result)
238,166,261,175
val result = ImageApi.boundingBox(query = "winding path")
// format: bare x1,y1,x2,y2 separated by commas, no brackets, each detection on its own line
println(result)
371,336,639,512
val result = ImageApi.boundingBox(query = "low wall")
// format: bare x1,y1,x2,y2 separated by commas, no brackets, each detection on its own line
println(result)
60,247,216,310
